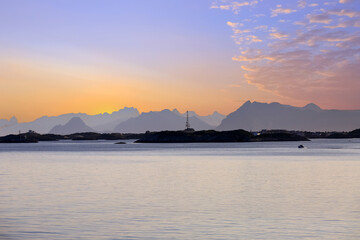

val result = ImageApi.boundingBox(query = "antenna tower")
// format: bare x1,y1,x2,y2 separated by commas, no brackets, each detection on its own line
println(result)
186,111,190,129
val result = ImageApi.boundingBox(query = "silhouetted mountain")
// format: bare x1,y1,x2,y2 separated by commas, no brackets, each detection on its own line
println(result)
217,101,360,131
0,116,18,128
114,109,212,133
88,107,140,132
49,117,95,135
2,102,359,136
303,103,322,112
172,109,225,127
198,111,225,126
0,107,139,136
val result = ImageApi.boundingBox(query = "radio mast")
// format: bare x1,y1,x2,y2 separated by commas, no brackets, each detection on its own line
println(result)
185,111,190,129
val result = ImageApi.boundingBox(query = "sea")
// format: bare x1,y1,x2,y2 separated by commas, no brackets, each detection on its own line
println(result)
0,139,359,240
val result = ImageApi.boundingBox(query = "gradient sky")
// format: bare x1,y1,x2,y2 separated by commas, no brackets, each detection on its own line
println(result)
1,0,359,122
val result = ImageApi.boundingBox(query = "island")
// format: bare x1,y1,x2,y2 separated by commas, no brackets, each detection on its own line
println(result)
1,128,360,144
135,129,309,143
0,131,144,143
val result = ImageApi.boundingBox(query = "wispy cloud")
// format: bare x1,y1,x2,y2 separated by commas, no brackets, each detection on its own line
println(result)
339,0,354,3
310,3,319,7
298,0,307,9
255,25,269,30
211,0,259,14
271,5,297,17
213,0,360,107
270,32,289,39
226,21,243,28
325,18,360,28
307,13,332,24
328,9,360,17
247,35,263,43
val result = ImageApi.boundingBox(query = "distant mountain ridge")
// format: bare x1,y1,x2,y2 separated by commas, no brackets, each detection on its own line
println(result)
217,101,360,132
0,107,139,135
2,101,360,136
49,117,94,135
172,109,225,127
0,116,17,129
114,109,212,133
0,108,224,136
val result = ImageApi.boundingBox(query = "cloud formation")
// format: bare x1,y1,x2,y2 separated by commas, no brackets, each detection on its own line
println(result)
211,1,259,14
270,32,289,39
339,0,354,3
271,5,297,17
213,0,360,108
298,0,307,9
307,13,332,24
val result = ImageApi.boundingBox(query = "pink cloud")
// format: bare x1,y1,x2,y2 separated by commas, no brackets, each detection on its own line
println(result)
271,7,297,17
339,0,354,4
241,48,360,108
214,0,360,109
328,9,360,18
211,0,259,14
307,13,332,24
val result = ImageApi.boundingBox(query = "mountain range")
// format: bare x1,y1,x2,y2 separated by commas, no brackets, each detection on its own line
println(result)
172,109,225,127
217,101,360,132
1,101,359,136
114,109,213,133
0,107,139,136
0,116,18,130
0,108,224,136
49,117,95,135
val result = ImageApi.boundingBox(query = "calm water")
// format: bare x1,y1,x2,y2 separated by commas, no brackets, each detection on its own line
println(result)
0,139,360,239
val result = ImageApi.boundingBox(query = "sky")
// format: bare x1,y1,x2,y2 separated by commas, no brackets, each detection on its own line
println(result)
0,0,359,122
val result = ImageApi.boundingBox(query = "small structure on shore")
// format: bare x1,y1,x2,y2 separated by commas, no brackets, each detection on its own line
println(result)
184,111,195,132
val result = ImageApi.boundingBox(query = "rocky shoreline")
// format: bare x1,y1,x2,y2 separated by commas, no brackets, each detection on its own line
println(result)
0,132,144,143
1,128,359,144
136,130,309,143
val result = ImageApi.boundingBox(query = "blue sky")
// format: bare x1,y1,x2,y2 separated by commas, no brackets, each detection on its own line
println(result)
0,0,359,121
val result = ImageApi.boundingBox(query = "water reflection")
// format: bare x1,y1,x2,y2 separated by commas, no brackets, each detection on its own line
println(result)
0,139,359,239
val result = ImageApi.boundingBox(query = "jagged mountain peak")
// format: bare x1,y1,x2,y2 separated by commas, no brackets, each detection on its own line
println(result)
217,101,360,131
114,110,212,133
66,117,83,124
10,116,18,123
49,117,94,135
172,109,181,115
303,103,322,111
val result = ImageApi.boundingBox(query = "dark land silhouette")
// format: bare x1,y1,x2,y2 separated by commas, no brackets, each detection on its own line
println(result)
1,128,359,143
136,130,309,143
0,131,145,143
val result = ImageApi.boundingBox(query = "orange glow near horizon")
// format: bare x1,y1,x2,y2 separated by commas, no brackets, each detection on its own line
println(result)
1,55,356,122
0,57,245,122
1,1,359,122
